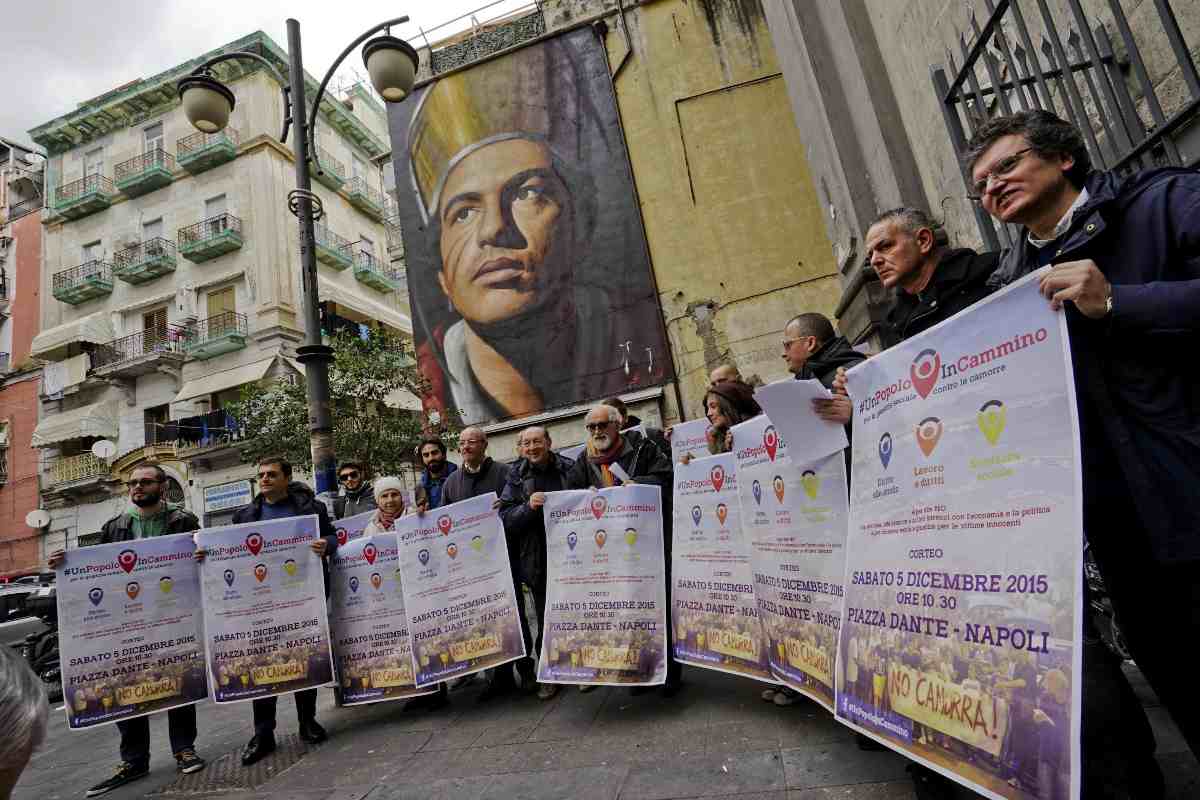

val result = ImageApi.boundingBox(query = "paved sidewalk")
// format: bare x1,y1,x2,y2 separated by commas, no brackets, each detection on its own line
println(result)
15,664,1197,800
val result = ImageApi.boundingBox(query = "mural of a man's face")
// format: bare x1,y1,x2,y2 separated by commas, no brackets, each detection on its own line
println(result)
437,138,573,326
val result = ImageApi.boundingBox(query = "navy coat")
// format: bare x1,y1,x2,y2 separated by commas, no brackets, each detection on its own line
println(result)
990,167,1200,563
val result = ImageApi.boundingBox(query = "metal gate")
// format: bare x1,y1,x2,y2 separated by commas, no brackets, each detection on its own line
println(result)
931,0,1200,250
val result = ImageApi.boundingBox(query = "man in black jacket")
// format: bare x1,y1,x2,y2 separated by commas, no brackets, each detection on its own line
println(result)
499,426,574,701
332,461,376,519
48,463,206,797
565,404,681,695
781,313,865,429
865,207,998,343
208,456,338,766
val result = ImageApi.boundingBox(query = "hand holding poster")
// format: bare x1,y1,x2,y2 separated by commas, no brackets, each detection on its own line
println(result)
671,453,771,681
57,534,207,729
732,414,848,709
669,418,711,464
539,485,667,686
753,379,848,461
329,533,435,705
196,517,334,703
838,270,1081,799
395,494,525,688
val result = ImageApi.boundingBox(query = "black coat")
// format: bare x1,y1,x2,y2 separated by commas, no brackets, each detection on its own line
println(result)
991,167,1200,563
499,453,574,586
100,506,199,543
797,336,867,388
333,482,377,519
882,248,998,341
231,481,339,556
440,457,510,506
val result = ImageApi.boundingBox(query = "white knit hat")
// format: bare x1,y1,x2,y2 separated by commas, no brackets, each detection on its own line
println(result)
373,476,405,503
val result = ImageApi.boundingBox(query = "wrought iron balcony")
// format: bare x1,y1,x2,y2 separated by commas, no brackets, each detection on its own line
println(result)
178,213,243,263
313,224,353,270
313,146,347,192
53,174,113,220
91,325,188,378
114,148,175,197
346,177,384,221
52,260,114,305
176,129,239,174
113,237,177,285
174,409,246,457
352,247,402,293
184,310,248,360
49,452,109,488
384,215,405,257
7,196,42,222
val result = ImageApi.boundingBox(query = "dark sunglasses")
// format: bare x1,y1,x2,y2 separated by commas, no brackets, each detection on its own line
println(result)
126,479,161,488
339,471,360,481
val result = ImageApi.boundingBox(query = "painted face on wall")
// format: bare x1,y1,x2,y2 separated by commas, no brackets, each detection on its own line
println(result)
437,138,574,326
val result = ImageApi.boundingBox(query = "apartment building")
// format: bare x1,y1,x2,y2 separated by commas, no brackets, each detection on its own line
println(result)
26,31,412,551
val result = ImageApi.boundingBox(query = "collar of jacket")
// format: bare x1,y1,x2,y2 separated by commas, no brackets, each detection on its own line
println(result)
889,249,989,323
345,482,372,500
253,481,314,512
463,457,493,476
798,336,862,381
421,462,458,487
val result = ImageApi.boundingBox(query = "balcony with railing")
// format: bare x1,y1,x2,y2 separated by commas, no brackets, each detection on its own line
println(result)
52,260,114,305
313,224,353,270
174,409,246,458
313,146,347,192
113,237,177,285
184,311,248,359
346,176,384,221
91,325,188,379
7,196,42,222
48,452,109,488
384,215,405,257
178,213,243,263
176,129,239,174
352,247,402,293
114,148,175,197
53,174,113,220
0,352,10,373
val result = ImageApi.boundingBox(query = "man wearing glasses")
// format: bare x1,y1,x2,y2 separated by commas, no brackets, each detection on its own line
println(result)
48,463,206,796
332,462,376,520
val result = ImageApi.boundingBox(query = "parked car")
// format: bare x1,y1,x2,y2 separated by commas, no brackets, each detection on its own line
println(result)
1,585,49,650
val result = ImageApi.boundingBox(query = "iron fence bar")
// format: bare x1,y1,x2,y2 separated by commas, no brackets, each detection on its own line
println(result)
960,35,992,131
1068,32,1123,165
1096,25,1148,158
53,260,112,290
984,0,1031,111
1035,0,1107,167
1154,0,1200,102
943,0,1012,101
1114,97,1200,170
1009,0,1057,111
1065,0,1135,156
972,14,1014,116
944,54,1119,105
1103,0,1181,164
931,65,1001,252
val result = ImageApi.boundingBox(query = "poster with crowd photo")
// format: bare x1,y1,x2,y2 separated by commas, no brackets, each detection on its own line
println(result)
732,414,848,710
333,509,375,548
539,485,668,686
838,268,1082,800
671,454,771,682
386,27,672,425
328,533,436,706
670,418,712,464
395,495,525,688
196,517,334,703
56,534,207,729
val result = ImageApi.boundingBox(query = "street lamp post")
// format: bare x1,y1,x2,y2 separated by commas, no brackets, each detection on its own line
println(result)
178,18,419,494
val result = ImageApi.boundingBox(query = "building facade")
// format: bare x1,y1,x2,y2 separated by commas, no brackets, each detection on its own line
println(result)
26,32,412,552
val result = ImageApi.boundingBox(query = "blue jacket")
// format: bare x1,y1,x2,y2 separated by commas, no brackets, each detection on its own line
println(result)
991,167,1200,562
418,462,458,509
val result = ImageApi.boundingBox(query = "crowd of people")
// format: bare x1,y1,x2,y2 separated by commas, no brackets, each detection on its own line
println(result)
16,109,1195,800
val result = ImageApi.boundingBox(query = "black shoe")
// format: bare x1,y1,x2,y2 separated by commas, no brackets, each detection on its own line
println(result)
240,734,276,766
476,679,514,703
404,687,449,712
174,747,206,773
86,762,149,797
906,763,958,800
298,719,327,744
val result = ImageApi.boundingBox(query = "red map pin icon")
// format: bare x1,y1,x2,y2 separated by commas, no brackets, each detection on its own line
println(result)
590,496,607,519
709,465,725,492
117,549,138,574
763,426,779,461
363,543,378,565
336,528,348,546
910,349,942,399
437,515,452,536
245,533,264,556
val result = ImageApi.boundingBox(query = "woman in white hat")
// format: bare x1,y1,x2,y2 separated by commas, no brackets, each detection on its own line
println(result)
363,476,407,534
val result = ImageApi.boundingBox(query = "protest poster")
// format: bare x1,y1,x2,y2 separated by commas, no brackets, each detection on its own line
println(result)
328,533,436,706
838,269,1082,800
669,418,711,464
56,534,206,729
395,494,525,688
333,509,375,548
671,453,771,682
196,516,334,703
754,378,848,460
539,485,668,686
732,414,848,710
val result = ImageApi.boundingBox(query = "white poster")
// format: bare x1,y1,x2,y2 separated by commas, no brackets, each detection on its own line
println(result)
732,414,849,710
196,516,335,703
754,378,848,460
539,485,668,686
838,269,1082,800
395,495,526,688
57,534,207,729
333,509,375,547
669,418,711,464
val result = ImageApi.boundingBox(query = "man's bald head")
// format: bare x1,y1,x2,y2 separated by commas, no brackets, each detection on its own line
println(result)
709,364,741,387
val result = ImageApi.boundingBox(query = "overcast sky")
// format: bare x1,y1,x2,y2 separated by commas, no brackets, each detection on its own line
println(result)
1,0,532,150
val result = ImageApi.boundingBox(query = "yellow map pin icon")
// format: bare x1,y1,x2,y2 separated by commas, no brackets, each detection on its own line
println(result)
800,470,820,500
624,528,638,546
977,400,1006,445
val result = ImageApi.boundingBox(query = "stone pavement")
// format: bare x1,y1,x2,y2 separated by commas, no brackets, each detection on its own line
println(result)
14,664,1198,800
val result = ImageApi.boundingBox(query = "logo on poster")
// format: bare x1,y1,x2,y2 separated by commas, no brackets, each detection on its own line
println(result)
752,480,762,505
624,528,638,546
349,575,360,593
716,503,728,525
245,533,264,556
594,530,607,548
446,542,458,559
254,563,268,582
370,572,382,589
590,496,607,519
159,576,173,593
910,349,941,399
763,426,779,461
418,548,430,566
772,475,785,503
977,400,1006,445
470,535,484,552
800,470,820,500
223,569,235,587
117,549,138,574
878,433,893,469
567,531,578,551
283,559,297,576
88,587,104,606
363,543,378,564
691,505,702,526
125,581,140,600
916,417,944,456
709,464,725,491
336,528,349,546
437,515,453,535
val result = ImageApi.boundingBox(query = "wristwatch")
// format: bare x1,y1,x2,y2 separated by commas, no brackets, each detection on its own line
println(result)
1103,286,1114,317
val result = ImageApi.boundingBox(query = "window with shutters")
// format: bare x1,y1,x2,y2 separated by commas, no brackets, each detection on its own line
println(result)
144,122,164,153
207,286,236,334
83,148,103,177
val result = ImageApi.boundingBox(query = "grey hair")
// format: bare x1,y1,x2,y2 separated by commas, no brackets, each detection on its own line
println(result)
871,207,950,249
591,404,623,424
458,425,488,442
519,425,550,443
784,313,835,345
0,645,47,775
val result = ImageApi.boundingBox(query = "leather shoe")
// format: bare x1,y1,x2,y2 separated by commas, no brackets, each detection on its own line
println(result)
298,720,327,744
240,735,276,766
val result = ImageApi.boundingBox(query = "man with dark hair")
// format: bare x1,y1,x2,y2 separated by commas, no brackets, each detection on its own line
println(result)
966,108,1196,793
333,461,376,519
781,313,864,427
49,463,206,795
865,207,998,341
205,456,339,766
416,437,458,510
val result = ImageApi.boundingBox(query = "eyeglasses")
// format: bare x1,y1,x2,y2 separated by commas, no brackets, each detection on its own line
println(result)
338,471,360,482
257,471,281,480
458,439,485,447
126,479,161,488
969,148,1033,200
585,422,615,432
781,337,807,350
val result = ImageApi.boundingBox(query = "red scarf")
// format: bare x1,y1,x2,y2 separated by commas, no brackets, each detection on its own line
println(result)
587,435,624,487
376,508,398,531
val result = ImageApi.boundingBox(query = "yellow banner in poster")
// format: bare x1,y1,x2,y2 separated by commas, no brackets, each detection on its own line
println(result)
115,677,180,706
887,664,1009,757
707,628,758,660
369,666,414,688
251,660,306,685
784,638,834,688
582,644,640,671
449,634,502,662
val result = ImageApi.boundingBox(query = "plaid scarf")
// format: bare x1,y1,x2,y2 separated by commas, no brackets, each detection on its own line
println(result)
587,436,624,487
